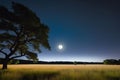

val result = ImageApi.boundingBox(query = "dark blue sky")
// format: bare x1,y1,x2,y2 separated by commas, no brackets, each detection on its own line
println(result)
0,0,120,62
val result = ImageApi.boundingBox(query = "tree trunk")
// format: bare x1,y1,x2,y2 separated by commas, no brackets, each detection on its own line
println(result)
2,60,8,69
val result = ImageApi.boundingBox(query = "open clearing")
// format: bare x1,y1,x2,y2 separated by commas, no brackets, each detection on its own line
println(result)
0,64,120,80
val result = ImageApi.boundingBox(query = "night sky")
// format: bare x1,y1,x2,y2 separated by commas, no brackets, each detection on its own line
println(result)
0,0,120,62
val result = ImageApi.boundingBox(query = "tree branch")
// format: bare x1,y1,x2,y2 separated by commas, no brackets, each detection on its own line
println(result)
9,27,23,57
7,40,13,45
9,54,25,60
0,49,7,56
8,43,19,58
9,26,23,51
9,39,18,52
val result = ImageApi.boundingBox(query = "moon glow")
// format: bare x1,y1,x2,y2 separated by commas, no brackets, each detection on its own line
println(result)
58,44,63,50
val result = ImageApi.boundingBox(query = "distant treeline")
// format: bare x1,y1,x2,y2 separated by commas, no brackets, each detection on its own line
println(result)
103,59,120,65
0,58,102,64
0,58,120,65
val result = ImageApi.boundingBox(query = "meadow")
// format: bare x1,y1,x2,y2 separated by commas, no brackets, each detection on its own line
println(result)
0,64,120,80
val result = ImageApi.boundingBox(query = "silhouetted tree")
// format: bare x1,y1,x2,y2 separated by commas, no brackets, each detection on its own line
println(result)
0,2,50,69
118,59,120,64
103,59,118,64
73,61,77,65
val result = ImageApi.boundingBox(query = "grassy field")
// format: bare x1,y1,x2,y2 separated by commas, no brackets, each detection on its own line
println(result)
0,64,120,80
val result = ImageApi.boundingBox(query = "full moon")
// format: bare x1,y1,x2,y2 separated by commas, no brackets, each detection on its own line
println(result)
58,44,63,50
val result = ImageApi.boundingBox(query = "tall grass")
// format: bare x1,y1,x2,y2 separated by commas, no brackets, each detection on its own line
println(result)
0,64,120,80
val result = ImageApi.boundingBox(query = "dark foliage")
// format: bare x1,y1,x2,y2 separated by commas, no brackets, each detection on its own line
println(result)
0,2,50,69
103,59,120,65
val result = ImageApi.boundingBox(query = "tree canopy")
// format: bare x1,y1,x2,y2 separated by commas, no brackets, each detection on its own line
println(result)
103,59,120,65
0,2,51,69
